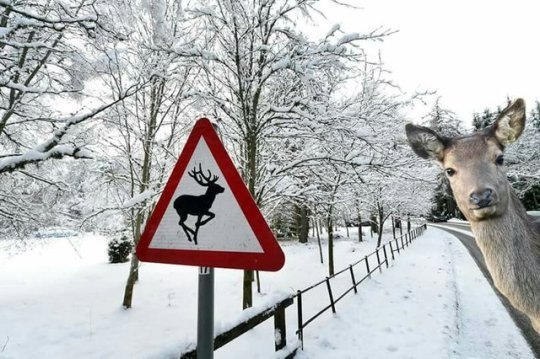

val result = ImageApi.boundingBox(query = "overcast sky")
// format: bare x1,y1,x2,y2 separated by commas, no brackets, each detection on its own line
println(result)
308,0,540,125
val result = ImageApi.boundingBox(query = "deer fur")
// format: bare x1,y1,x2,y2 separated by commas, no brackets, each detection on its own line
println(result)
405,98,540,333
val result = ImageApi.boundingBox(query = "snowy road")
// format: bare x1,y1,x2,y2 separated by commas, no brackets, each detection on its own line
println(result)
431,222,540,357
296,228,535,359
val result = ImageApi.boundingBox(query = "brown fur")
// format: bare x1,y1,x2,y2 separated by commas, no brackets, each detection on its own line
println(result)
405,98,540,333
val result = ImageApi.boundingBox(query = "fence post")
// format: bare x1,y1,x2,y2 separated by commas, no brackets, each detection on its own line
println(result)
395,238,400,254
389,241,395,260
349,265,358,294
325,277,336,313
297,291,303,349
376,248,382,272
382,244,389,268
401,235,405,249
274,302,287,351
365,256,371,277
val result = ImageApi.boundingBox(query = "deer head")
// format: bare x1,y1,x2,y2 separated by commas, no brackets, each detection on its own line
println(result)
188,164,225,194
405,99,526,222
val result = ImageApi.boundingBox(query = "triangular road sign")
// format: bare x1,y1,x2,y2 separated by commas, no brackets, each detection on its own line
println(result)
136,118,285,271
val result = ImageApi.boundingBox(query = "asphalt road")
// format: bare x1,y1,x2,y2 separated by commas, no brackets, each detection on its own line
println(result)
429,222,540,358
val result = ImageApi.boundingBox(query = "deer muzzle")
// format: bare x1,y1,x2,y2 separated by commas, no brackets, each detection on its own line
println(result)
469,188,495,209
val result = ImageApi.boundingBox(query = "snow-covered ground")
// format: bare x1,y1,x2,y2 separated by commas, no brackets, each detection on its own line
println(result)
0,227,534,358
297,227,534,359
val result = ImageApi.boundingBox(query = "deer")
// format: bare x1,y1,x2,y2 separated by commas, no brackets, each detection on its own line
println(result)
173,164,225,245
405,98,540,334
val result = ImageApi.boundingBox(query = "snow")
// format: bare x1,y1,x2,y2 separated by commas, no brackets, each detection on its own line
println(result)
272,58,290,71
0,227,534,358
0,27,12,38
335,33,361,46
122,190,156,208
325,24,340,38
297,227,533,359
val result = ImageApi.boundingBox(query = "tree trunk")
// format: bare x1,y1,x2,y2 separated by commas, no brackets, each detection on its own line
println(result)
296,205,309,243
370,213,378,238
315,218,323,264
243,127,258,309
327,217,334,276
376,203,384,248
122,256,139,308
358,213,363,242
123,209,146,308
256,270,261,294
122,78,161,309
391,215,396,239
377,228,384,248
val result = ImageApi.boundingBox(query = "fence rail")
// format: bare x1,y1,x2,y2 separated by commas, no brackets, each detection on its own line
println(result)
179,223,428,358
180,296,296,359
295,223,427,349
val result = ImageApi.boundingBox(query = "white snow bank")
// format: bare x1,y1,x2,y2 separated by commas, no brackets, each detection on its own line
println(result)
0,227,533,358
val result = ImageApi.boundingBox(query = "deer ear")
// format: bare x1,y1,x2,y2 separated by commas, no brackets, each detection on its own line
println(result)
405,124,446,162
493,98,526,146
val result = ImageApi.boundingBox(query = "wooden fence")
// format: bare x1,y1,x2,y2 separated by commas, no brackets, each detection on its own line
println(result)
179,223,428,358
180,296,296,358
295,223,427,349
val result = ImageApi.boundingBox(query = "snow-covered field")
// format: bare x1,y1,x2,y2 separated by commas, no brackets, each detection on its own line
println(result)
0,227,534,358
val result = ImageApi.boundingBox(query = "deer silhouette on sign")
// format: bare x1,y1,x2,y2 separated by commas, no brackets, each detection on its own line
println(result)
173,164,225,245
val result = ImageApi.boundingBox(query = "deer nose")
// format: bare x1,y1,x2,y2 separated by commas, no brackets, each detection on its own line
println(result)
469,189,494,208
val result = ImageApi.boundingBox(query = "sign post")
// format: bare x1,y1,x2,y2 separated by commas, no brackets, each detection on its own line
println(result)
197,267,214,359
136,118,285,358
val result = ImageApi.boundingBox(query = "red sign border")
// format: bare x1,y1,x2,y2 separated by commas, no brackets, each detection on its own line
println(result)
136,118,285,271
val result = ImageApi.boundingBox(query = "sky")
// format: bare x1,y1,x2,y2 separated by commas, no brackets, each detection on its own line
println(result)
309,0,540,126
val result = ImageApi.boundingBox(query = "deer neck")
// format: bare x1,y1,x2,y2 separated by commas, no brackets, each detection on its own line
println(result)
470,189,531,250
203,189,218,205
469,188,540,316
471,189,534,263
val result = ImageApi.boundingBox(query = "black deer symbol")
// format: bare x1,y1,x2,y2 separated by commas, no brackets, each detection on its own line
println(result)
173,164,225,245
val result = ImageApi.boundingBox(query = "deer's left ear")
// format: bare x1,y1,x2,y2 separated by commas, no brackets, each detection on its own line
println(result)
493,98,526,146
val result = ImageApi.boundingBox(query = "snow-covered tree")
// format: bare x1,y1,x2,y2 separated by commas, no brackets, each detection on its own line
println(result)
421,99,465,218
0,0,139,235
506,102,540,207
173,0,392,309
89,0,199,308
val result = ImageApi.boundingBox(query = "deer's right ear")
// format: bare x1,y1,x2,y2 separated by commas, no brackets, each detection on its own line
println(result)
405,124,446,162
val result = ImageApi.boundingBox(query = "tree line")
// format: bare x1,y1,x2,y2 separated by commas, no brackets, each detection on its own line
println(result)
2,0,537,309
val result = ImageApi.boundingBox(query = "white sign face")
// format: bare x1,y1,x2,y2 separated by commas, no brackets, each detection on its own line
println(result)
148,137,263,253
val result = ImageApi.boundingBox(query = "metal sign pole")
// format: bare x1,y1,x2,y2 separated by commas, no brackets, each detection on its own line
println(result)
197,266,214,359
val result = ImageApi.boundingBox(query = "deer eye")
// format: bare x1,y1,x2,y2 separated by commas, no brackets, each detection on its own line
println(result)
445,168,456,177
495,155,504,166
